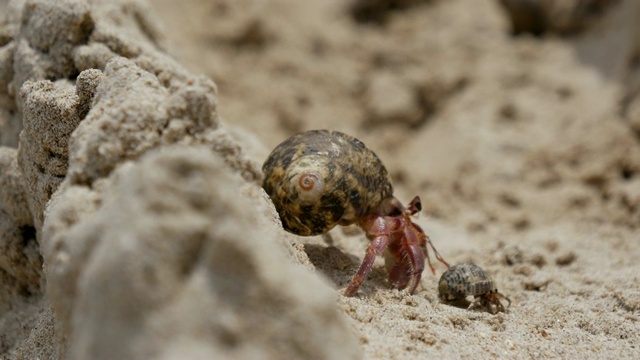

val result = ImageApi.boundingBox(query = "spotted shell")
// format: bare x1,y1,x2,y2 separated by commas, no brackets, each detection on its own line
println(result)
262,130,393,236
438,263,497,300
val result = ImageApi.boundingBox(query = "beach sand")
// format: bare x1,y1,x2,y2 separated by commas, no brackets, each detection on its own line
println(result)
0,0,638,358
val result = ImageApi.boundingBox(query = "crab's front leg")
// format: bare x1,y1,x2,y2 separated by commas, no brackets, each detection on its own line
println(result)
477,291,511,314
344,216,393,296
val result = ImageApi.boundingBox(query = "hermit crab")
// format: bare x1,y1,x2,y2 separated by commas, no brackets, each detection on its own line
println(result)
438,263,511,314
262,130,449,296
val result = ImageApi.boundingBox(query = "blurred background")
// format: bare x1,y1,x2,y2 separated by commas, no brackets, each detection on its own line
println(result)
149,0,640,234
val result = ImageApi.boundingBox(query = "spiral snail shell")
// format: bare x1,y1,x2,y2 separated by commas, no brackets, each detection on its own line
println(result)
262,130,393,236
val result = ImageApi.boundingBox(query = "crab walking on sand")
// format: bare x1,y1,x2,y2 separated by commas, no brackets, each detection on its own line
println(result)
262,130,449,296
438,263,511,314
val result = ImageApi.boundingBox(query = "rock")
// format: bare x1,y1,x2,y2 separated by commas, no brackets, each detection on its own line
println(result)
0,147,40,301
66,56,261,186
0,0,363,358
43,146,361,360
17,72,99,230
10,0,94,93
0,147,31,226
0,147,43,356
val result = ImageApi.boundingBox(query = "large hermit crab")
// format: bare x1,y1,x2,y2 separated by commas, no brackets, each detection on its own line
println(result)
262,130,449,296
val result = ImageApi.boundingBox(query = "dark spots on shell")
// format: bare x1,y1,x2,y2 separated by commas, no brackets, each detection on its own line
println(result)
302,142,321,156
349,136,366,152
296,205,323,235
278,145,298,171
387,206,402,217
279,193,295,210
467,280,495,297
262,181,274,197
287,201,343,235
282,217,308,235
349,189,361,211
320,192,347,225
299,203,316,215
324,158,338,178
262,156,276,174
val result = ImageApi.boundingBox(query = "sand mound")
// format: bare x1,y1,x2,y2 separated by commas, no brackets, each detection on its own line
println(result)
0,0,358,358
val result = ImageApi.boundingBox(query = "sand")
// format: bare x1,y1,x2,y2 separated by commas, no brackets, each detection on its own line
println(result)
0,0,639,359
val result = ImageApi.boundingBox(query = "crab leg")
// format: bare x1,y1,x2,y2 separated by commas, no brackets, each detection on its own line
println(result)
423,232,450,271
345,217,391,296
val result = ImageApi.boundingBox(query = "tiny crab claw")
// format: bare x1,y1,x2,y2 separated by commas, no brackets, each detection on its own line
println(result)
474,290,512,314
344,196,449,297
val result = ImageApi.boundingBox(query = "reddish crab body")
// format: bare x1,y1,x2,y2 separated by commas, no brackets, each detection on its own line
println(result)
345,196,448,296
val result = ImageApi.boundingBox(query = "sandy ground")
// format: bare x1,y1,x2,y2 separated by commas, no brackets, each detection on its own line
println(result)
0,0,639,359
149,0,640,358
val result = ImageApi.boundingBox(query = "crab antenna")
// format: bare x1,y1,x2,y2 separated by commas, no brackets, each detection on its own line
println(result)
408,216,450,273
425,233,450,269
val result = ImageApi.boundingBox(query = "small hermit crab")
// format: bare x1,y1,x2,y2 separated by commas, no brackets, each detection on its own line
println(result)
438,263,511,314
262,129,449,296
